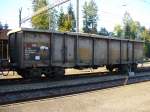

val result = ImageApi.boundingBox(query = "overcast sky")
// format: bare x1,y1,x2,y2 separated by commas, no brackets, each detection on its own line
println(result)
0,0,150,32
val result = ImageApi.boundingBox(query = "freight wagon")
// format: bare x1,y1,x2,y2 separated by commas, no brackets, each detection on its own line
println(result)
7,28,144,78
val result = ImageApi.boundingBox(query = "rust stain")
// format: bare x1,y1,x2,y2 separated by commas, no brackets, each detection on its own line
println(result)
79,48,91,61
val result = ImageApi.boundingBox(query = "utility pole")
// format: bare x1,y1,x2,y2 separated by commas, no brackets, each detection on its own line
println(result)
122,2,128,39
76,0,79,32
76,0,79,65
19,8,22,27
49,10,51,30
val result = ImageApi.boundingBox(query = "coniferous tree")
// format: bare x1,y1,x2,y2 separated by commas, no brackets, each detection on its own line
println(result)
49,8,58,31
32,0,49,29
123,12,133,39
32,0,57,30
58,4,76,32
99,27,109,36
0,22,3,30
67,3,76,32
114,24,123,37
123,12,141,39
82,0,98,34
57,8,65,31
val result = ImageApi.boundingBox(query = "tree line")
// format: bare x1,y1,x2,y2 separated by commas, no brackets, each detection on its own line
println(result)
0,22,8,30
32,0,150,36
31,0,150,42
31,0,150,57
114,12,150,41
113,12,150,57
31,0,98,33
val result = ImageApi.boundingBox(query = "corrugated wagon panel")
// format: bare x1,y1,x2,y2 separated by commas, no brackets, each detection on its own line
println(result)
51,33,64,66
94,38,107,65
8,28,145,71
109,40,120,64
134,42,144,62
128,42,133,62
78,36,92,66
121,41,128,63
65,35,75,66
24,32,50,67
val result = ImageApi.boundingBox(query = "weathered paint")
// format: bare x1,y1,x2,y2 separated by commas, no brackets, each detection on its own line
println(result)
121,41,128,63
94,39,107,65
79,48,92,63
78,37,92,65
109,40,120,64
24,32,50,67
134,42,144,62
8,28,144,69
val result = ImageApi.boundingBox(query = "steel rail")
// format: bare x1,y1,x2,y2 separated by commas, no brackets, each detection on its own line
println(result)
0,66,149,86
1,71,150,105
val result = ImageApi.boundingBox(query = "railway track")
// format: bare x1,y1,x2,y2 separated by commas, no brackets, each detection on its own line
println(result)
0,66,148,86
1,69,150,105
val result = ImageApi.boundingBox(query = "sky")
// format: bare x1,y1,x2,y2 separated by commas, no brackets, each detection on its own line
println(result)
0,0,150,32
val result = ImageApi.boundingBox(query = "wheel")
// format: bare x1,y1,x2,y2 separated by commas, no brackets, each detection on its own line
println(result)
121,65,131,73
45,67,65,79
45,69,54,78
53,67,65,78
17,70,30,79
17,69,41,79
131,63,137,71
106,65,114,72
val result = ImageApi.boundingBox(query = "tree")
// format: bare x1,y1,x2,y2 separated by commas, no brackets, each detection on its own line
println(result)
63,14,72,31
123,12,132,39
141,27,150,57
130,21,141,39
142,28,150,58
32,0,49,29
113,12,150,57
113,12,141,40
67,3,76,32
58,4,76,32
32,0,57,30
82,0,98,34
4,23,8,29
49,8,58,31
0,22,3,30
140,27,150,41
98,27,109,36
114,24,123,37
57,8,65,31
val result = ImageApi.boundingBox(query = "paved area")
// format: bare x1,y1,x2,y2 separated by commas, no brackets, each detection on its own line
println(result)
1,81,150,112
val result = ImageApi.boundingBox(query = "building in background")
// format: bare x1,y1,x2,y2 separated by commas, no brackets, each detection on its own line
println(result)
0,23,9,59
